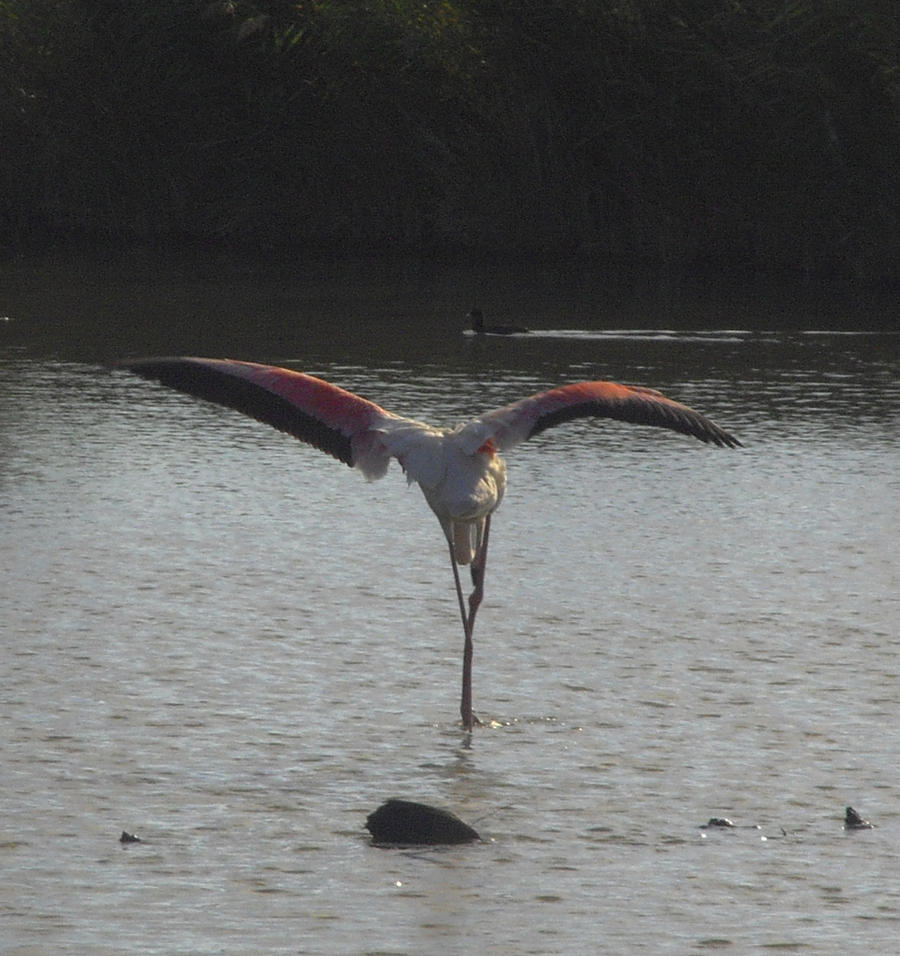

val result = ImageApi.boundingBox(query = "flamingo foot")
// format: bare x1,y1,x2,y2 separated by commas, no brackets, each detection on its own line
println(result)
461,712,483,731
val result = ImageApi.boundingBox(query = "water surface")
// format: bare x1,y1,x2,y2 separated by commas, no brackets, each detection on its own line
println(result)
2,247,899,953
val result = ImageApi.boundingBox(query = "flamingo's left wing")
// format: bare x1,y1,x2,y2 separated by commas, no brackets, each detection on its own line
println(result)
122,357,403,478
473,380,742,450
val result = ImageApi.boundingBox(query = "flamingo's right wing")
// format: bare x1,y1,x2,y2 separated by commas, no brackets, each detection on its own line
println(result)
122,357,404,478
472,380,742,451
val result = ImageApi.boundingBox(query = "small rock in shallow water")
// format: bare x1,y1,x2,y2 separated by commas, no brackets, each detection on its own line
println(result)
119,830,142,843
701,817,735,828
844,806,874,830
366,799,480,845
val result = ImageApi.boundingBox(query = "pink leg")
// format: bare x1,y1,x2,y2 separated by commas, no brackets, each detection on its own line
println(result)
467,515,491,628
449,545,469,638
448,547,475,729
450,516,492,731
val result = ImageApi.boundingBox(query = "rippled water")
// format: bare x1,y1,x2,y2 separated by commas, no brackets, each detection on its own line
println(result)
2,247,899,953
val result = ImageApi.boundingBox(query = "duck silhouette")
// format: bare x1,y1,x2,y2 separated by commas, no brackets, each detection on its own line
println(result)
469,305,529,336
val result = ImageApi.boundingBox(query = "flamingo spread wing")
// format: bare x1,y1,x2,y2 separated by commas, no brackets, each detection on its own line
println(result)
472,380,742,451
124,357,420,480
122,356,741,729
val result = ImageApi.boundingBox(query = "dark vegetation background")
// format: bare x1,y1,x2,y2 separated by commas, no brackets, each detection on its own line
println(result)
2,0,898,279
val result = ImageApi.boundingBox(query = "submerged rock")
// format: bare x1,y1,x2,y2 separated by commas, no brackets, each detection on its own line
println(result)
366,799,480,846
701,817,736,829
844,806,874,830
699,817,763,833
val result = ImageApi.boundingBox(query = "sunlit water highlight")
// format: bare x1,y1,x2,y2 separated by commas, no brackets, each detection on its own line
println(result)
2,249,898,954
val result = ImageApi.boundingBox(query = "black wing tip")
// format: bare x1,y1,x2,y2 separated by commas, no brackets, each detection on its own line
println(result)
527,397,743,448
701,420,743,448
118,357,243,390
118,356,207,373
697,425,743,449
118,355,356,467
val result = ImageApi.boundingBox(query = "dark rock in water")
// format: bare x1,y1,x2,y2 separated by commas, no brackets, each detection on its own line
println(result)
119,830,142,843
701,817,735,828
844,806,874,830
366,799,480,845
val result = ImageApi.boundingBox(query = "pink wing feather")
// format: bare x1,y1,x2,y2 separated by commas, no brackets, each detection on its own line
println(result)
478,380,741,449
123,357,399,474
124,360,740,476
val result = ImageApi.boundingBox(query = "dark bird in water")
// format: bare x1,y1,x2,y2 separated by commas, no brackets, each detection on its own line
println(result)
844,806,874,829
469,306,529,336
365,799,481,845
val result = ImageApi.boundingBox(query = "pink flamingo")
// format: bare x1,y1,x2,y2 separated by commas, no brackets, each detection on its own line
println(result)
124,357,741,730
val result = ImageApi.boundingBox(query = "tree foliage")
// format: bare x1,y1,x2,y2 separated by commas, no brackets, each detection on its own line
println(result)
2,0,898,277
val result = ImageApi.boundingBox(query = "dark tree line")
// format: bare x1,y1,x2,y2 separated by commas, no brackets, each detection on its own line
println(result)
3,0,898,278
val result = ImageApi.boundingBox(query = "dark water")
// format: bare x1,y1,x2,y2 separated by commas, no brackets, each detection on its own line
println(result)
2,246,898,953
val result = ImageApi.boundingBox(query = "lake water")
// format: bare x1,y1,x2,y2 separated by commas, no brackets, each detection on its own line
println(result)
2,246,898,954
